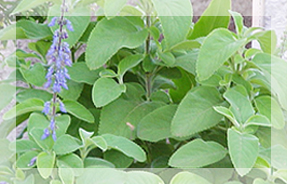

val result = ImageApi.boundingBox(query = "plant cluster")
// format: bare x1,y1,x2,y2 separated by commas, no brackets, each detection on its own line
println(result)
0,0,287,183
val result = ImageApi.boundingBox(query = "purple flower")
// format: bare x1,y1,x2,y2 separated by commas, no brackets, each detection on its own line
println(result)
42,101,51,115
48,17,58,27
41,128,50,140
59,100,67,113
66,19,74,31
28,157,37,167
52,131,57,141
50,119,56,130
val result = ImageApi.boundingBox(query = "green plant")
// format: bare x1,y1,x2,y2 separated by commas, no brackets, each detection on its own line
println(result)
0,0,286,183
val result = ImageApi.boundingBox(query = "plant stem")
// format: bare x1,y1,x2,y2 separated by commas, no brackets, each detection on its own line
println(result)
145,15,152,101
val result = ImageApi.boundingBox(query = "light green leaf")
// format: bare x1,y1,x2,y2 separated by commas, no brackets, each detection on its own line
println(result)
0,24,25,40
16,151,39,169
37,151,56,179
3,98,44,120
99,69,118,78
252,53,287,110
171,86,224,137
213,106,240,128
20,63,46,87
170,171,212,184
53,135,82,155
274,170,287,183
58,80,84,100
17,89,52,103
223,85,254,124
169,40,201,51
151,0,192,49
57,153,83,169
68,62,102,85
63,100,94,123
118,54,144,77
197,28,246,81
86,17,148,69
84,157,115,168
15,139,40,153
102,134,146,162
91,136,108,151
252,30,277,54
16,20,53,40
137,105,177,142
229,10,244,34
104,0,127,16
252,178,272,184
169,139,227,168
271,145,287,169
92,78,126,108
12,0,56,14
59,167,74,184
189,0,231,39
0,84,15,111
158,51,176,66
126,171,164,184
30,128,54,151
244,115,271,128
228,128,259,176
255,96,285,129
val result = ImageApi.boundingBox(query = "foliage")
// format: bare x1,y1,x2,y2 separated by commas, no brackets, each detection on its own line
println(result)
0,0,287,183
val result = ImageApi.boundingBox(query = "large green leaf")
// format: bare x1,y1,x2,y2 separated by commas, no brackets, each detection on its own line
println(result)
169,139,227,168
16,20,53,39
3,98,44,120
118,54,144,77
223,85,254,124
68,62,102,85
16,151,39,169
53,135,82,155
36,151,56,179
99,94,164,139
228,128,259,176
137,105,177,142
20,63,46,87
271,145,287,169
126,171,164,184
196,29,246,81
59,167,74,184
252,53,287,110
58,80,84,100
17,89,52,103
63,100,94,123
12,0,56,14
171,86,224,137
170,171,211,184
255,96,285,129
151,0,192,49
104,0,127,16
92,78,126,108
86,17,148,69
102,134,146,162
0,84,15,111
189,0,231,39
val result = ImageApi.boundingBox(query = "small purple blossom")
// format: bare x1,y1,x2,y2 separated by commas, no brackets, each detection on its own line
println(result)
41,128,50,140
42,101,51,115
48,17,58,27
28,157,37,167
65,19,74,31
59,100,67,113
52,131,57,141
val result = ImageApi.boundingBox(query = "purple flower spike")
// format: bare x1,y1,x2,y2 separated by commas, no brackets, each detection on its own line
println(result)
41,128,50,140
52,131,57,141
48,17,58,27
66,20,74,31
50,119,56,130
59,100,67,113
28,157,37,167
42,101,51,115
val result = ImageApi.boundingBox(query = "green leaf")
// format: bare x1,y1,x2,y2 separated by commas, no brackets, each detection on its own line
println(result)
102,134,146,162
99,98,164,139
37,151,56,179
30,128,54,151
16,20,53,39
271,145,287,169
0,84,15,111
151,0,192,49
17,89,52,103
169,139,227,168
99,69,118,78
103,150,133,168
228,128,259,176
3,98,44,120
104,0,127,16
213,106,240,128
63,100,94,123
252,30,277,54
229,10,244,34
57,153,84,170
53,135,82,155
223,85,254,124
58,80,84,100
170,171,212,184
16,151,39,169
12,0,56,14
126,171,165,184
20,63,46,86
68,62,102,85
188,0,231,39
170,40,201,51
252,53,287,110
158,51,176,66
137,105,177,142
255,96,285,129
59,167,74,184
171,86,224,137
92,78,126,108
91,136,108,151
0,24,25,40
84,157,115,168
197,29,246,81
118,54,144,77
15,139,40,153
86,17,148,69
244,115,271,128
